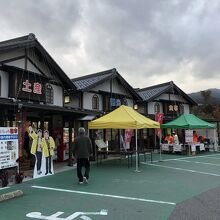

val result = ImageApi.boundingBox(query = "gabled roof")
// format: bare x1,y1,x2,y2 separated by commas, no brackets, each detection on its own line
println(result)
72,69,114,91
0,33,76,90
71,68,142,100
136,81,197,105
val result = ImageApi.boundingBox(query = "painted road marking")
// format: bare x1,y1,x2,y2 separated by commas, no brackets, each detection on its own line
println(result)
32,185,176,205
202,156,220,160
26,209,108,220
176,160,220,167
150,154,220,163
147,163,220,177
0,187,9,191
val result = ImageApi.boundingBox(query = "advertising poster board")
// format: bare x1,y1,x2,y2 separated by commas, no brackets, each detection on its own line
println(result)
185,129,193,143
0,127,18,170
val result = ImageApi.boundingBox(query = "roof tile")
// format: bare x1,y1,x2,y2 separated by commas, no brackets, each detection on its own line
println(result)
137,84,170,101
72,71,113,90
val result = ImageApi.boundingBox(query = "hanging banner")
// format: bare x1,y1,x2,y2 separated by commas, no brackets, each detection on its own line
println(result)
155,112,164,136
125,129,133,149
0,127,19,169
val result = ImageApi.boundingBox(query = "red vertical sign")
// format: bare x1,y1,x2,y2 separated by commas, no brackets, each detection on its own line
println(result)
155,112,164,137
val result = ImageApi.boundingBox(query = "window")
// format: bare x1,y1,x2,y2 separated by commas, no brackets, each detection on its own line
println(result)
154,102,160,113
123,98,128,105
92,95,99,110
110,98,121,107
134,104,138,110
179,104,184,114
64,96,70,104
45,84,53,104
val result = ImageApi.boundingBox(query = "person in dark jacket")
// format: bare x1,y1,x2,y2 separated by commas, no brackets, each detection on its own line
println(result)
72,127,92,184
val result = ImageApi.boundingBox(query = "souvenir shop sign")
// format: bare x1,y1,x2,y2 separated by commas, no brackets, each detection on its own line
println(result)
0,127,19,169
18,76,46,102
22,80,42,94
10,71,47,102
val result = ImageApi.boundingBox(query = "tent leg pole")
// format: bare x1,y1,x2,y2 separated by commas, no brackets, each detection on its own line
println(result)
214,128,217,152
159,132,162,162
135,129,140,172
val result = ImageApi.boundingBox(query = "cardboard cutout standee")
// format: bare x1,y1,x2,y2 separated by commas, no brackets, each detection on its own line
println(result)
29,126,55,178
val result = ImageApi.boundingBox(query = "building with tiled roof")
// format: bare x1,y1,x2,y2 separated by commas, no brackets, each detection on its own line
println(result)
65,68,141,114
135,81,198,149
0,34,99,170
136,81,197,121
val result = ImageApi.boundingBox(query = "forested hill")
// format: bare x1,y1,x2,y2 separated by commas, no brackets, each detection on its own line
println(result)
188,89,220,105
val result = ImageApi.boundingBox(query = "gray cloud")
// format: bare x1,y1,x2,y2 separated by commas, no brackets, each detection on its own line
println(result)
0,0,220,92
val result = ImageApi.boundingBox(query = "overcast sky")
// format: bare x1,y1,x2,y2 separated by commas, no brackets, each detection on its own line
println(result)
1,0,220,93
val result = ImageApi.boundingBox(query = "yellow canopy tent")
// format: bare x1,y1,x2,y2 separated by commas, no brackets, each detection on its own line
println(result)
88,105,159,129
88,105,160,171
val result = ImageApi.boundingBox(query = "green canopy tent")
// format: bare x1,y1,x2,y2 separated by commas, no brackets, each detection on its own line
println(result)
161,114,215,129
161,114,216,157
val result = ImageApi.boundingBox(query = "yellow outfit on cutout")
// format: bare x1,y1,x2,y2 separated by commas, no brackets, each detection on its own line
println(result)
29,131,42,155
41,137,55,157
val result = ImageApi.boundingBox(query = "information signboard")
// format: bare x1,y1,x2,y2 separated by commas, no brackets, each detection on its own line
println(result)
185,129,193,143
0,127,19,169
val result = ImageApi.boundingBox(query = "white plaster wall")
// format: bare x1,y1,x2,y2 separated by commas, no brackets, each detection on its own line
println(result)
6,59,25,69
0,49,58,80
51,84,63,106
126,99,134,107
4,57,42,76
0,50,24,63
112,78,131,96
0,50,27,70
28,52,53,78
83,92,102,110
65,96,80,108
0,70,9,98
27,60,41,74
182,104,190,114
93,81,110,92
157,93,187,102
93,78,132,97
148,102,163,114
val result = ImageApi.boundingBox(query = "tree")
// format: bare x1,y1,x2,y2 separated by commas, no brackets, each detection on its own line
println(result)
201,90,211,104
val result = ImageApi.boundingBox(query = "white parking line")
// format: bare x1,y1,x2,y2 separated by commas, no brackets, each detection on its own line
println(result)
151,154,220,163
32,185,176,205
147,163,220,177
177,160,220,167
202,156,220,160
